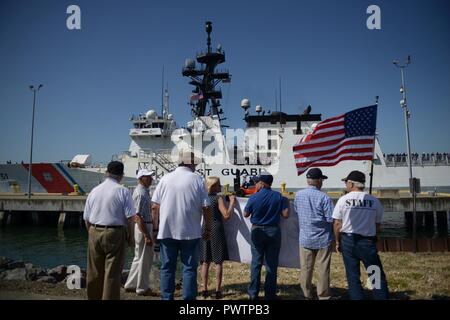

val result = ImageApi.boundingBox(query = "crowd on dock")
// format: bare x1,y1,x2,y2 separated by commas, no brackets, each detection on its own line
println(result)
83,152,389,300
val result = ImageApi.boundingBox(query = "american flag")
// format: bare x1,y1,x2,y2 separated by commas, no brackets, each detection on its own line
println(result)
190,93,204,102
293,105,377,175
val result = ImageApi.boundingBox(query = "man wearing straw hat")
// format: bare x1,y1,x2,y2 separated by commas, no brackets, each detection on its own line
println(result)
151,151,212,300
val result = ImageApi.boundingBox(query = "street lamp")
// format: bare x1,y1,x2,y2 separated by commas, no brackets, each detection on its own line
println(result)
27,84,43,201
393,56,418,253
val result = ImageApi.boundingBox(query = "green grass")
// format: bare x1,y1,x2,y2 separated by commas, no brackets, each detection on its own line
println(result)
199,252,450,300
1,252,449,300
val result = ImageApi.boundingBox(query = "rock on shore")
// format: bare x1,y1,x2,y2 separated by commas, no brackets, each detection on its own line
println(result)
0,256,86,287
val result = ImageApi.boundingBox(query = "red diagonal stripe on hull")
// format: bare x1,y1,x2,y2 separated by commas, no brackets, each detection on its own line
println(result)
22,163,74,193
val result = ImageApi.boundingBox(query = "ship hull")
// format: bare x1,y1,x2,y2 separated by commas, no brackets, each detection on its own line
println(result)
0,163,135,194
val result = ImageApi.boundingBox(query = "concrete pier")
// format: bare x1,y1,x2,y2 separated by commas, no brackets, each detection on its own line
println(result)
0,193,448,252
0,192,449,231
2,192,449,213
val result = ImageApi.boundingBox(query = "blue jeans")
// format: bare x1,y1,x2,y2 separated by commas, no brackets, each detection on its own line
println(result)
159,238,200,300
248,225,281,300
341,233,389,300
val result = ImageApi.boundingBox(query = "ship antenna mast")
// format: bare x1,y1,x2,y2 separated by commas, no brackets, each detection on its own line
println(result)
206,21,212,53
279,77,283,129
161,66,164,116
182,21,231,118
164,83,169,116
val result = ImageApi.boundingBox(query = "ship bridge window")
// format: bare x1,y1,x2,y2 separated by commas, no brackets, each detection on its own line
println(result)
268,130,278,150
152,123,164,129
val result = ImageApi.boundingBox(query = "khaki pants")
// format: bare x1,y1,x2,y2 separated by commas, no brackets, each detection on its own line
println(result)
87,226,126,300
299,245,332,300
124,223,154,293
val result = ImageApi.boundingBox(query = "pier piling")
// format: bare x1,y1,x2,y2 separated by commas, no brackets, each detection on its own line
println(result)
0,211,6,227
416,212,424,229
31,211,46,225
405,212,413,230
424,212,435,228
424,211,435,237
58,212,66,230
436,211,448,235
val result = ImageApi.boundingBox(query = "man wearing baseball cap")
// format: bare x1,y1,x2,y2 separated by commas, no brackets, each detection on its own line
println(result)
332,170,389,300
124,169,156,296
244,171,289,300
83,161,135,299
294,168,335,300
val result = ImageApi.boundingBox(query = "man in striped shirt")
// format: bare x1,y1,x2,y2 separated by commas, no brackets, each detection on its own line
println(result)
294,168,334,300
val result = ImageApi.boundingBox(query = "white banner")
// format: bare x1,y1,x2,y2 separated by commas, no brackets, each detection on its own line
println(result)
223,197,301,269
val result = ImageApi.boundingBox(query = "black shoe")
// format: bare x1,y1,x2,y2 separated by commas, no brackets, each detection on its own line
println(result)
201,290,209,299
215,291,223,299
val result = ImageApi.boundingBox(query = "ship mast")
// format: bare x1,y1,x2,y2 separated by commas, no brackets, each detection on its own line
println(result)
182,21,231,118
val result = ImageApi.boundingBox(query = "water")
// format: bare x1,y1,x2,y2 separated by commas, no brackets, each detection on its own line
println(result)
0,213,448,269
0,226,134,269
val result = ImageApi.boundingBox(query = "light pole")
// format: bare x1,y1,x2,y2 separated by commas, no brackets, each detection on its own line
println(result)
393,56,418,253
27,84,43,201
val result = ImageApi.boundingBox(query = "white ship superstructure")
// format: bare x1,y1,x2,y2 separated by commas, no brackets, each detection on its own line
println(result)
117,21,450,192
1,22,449,194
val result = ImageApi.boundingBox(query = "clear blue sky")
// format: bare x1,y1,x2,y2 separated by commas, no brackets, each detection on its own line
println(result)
1,0,449,164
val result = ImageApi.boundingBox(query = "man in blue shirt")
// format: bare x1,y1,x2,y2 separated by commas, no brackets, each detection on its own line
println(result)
244,172,289,300
294,168,334,300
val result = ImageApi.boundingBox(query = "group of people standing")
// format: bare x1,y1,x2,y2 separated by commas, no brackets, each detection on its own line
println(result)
294,168,389,300
83,152,389,300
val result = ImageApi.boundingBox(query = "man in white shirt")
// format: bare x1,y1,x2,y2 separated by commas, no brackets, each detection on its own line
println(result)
151,151,211,300
124,169,155,296
332,170,389,300
83,161,135,300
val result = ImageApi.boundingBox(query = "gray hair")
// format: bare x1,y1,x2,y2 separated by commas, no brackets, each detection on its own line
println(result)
106,172,123,181
348,180,365,189
307,178,321,186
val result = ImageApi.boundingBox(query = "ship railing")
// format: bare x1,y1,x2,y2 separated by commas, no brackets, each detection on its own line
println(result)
138,148,172,158
196,50,226,57
113,151,133,162
138,149,177,173
384,153,450,166
138,149,155,159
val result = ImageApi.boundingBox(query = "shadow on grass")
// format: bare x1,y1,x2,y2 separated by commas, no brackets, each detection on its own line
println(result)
218,282,422,300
